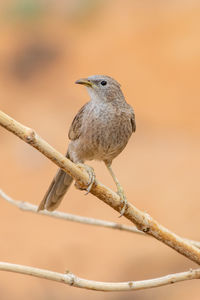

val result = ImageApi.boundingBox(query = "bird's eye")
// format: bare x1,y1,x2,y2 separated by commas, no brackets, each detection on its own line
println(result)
101,80,107,86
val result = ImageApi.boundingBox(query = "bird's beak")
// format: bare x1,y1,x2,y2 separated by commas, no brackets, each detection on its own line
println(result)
75,78,93,87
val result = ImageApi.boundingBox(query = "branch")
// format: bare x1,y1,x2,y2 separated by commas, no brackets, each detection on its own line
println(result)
0,189,143,234
1,110,200,265
0,262,199,291
2,188,200,249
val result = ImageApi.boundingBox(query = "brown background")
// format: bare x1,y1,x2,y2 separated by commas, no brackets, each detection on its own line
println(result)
1,0,200,299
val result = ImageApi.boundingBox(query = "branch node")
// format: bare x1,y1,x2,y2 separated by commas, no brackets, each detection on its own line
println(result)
128,281,134,288
65,271,75,286
114,223,123,230
142,226,150,233
170,280,175,284
18,201,25,210
136,212,152,232
24,128,36,143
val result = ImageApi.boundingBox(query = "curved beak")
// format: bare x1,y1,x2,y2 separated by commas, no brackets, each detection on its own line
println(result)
75,78,93,87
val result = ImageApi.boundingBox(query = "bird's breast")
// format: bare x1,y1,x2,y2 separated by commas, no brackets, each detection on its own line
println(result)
78,103,133,161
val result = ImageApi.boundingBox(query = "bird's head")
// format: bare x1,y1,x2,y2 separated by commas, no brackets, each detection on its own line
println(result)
75,75,124,102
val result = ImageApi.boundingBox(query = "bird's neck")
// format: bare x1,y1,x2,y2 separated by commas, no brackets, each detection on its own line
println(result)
88,90,125,105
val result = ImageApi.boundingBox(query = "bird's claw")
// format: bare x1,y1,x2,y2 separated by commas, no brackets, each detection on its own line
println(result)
117,187,128,217
85,166,95,194
75,163,95,194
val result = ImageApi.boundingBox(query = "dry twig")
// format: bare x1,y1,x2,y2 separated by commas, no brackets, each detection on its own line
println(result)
0,262,200,291
0,189,143,234
1,189,200,249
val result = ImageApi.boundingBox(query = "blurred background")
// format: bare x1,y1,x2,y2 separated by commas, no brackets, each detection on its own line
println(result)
0,0,200,299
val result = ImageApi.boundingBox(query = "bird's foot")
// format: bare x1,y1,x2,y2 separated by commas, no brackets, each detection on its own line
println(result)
75,163,95,194
117,186,128,217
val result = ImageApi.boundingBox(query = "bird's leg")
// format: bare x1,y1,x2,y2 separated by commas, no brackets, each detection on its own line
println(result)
105,162,127,217
75,163,95,194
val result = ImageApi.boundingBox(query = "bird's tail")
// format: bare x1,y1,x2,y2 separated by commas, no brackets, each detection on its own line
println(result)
38,151,73,211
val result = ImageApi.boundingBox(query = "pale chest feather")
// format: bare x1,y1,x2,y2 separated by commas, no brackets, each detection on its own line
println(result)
78,102,133,160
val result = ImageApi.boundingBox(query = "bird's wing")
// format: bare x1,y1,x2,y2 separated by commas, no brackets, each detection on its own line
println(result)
131,111,136,132
68,102,88,140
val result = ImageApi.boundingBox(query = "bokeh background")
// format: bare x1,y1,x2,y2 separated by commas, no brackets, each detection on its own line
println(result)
1,0,200,299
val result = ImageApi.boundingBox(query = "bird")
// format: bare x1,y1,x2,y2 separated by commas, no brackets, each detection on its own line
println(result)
38,75,136,216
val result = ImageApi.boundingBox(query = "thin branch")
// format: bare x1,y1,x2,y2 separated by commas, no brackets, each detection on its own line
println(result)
0,262,200,291
1,110,200,265
2,189,200,249
0,189,143,235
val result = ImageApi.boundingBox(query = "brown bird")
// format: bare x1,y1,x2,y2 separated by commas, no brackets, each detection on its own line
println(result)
38,75,136,215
